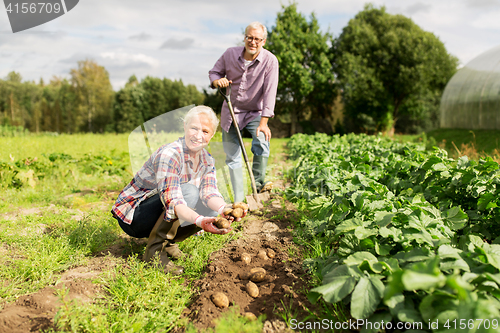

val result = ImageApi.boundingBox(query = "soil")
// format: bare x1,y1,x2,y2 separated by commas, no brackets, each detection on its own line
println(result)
0,257,115,333
0,184,320,333
175,194,316,333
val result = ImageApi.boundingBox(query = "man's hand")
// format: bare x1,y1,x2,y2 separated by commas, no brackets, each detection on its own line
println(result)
256,123,271,142
195,216,231,234
213,78,232,88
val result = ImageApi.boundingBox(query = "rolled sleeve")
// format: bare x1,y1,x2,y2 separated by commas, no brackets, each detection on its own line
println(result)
209,53,227,87
261,57,279,118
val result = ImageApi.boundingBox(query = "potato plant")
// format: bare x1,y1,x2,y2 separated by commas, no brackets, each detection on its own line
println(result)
287,133,500,332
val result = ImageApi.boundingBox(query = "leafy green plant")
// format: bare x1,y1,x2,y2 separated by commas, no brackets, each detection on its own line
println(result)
286,133,500,331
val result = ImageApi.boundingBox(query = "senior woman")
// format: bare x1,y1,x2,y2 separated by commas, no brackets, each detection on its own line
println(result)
112,105,245,275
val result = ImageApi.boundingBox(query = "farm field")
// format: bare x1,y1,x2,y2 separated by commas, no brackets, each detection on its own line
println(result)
0,132,328,332
287,133,500,332
1,130,500,332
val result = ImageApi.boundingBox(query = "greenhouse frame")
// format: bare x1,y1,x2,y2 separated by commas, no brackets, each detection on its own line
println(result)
440,45,500,129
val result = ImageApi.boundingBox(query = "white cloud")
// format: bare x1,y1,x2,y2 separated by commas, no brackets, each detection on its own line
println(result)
1,0,500,90
100,52,160,68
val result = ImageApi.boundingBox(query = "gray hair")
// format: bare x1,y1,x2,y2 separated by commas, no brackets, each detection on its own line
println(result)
183,105,219,134
245,21,267,40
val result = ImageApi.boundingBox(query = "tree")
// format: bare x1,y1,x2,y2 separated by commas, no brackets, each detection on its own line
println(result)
70,59,114,132
5,71,22,83
332,4,458,134
113,76,205,133
266,2,336,135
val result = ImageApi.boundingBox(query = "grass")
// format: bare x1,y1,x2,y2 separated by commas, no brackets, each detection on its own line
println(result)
0,133,129,161
182,305,264,333
0,131,248,332
396,128,500,160
3,127,495,331
425,128,500,154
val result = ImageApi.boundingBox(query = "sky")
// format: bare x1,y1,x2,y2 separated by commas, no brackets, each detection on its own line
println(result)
1,0,500,91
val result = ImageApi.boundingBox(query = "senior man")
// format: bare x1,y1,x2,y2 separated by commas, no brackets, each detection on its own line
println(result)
209,21,279,203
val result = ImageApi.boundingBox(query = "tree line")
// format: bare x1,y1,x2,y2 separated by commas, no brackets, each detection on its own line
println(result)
0,61,210,134
0,3,458,136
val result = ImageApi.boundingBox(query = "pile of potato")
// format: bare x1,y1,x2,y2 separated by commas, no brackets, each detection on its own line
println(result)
210,246,276,322
214,202,249,229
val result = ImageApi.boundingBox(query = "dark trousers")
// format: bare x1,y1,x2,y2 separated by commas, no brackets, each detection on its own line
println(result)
113,183,217,239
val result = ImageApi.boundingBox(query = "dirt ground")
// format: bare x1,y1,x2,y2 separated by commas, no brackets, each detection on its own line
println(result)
0,186,320,333
175,195,317,333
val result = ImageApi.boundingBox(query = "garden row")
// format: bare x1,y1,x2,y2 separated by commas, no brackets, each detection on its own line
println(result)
286,133,500,332
0,152,130,189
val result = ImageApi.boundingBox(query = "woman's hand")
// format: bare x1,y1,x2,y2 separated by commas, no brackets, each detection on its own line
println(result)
195,215,232,234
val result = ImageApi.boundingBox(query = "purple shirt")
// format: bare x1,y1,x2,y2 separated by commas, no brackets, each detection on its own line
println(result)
209,46,279,132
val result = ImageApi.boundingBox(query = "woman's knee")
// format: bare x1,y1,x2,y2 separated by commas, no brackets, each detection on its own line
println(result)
181,183,200,208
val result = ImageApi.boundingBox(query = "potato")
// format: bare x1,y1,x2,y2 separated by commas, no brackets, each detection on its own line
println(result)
214,216,230,229
239,267,265,280
233,202,249,211
249,267,267,283
246,281,259,298
250,271,266,283
266,248,276,258
243,312,257,321
250,267,266,275
257,250,268,260
223,207,233,216
241,253,252,264
211,292,229,308
231,207,244,218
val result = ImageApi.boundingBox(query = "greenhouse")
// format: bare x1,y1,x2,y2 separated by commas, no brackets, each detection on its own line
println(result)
440,45,500,129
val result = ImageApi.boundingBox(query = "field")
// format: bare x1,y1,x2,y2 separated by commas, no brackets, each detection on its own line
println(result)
1,129,500,332
0,131,328,332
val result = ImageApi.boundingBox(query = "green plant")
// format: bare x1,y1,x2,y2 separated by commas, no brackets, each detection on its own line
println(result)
286,132,500,331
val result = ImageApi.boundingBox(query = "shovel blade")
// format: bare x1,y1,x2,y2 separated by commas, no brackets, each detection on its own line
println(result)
245,192,270,211
246,195,263,211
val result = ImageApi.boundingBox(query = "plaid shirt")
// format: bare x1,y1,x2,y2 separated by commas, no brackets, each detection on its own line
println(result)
112,137,223,225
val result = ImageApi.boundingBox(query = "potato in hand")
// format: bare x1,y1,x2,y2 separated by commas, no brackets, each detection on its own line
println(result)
214,216,231,229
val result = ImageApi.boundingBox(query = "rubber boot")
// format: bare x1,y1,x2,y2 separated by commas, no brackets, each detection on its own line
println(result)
252,155,272,193
229,167,245,203
143,215,184,275
163,242,186,260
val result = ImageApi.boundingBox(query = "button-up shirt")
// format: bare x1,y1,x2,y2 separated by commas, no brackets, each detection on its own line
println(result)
112,137,223,225
209,46,279,132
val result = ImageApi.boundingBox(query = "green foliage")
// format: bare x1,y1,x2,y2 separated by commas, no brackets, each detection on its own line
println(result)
0,150,130,190
199,306,264,333
266,2,336,135
0,124,30,136
332,4,458,134
287,133,500,330
71,59,115,133
113,76,205,133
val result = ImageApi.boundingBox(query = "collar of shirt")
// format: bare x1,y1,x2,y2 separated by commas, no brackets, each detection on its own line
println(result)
237,47,264,66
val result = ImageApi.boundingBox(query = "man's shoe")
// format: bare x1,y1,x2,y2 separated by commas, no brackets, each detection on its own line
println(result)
252,156,270,192
259,181,273,193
